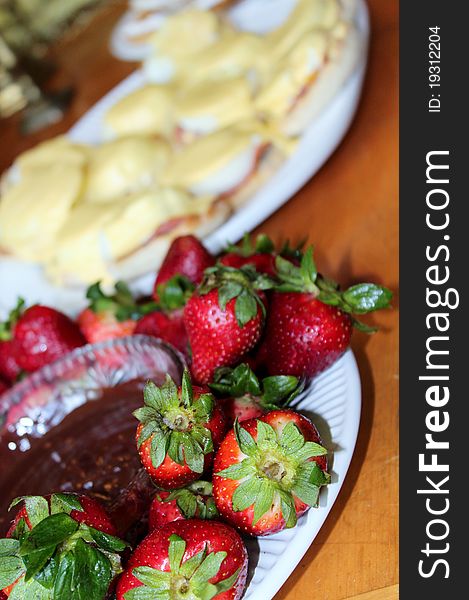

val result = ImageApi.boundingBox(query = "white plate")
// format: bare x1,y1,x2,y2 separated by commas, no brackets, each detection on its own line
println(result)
0,0,369,316
244,349,361,599
0,339,361,600
110,10,168,62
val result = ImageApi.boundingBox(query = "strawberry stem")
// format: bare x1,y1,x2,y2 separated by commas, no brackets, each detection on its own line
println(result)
217,419,330,527
199,264,274,328
134,371,215,474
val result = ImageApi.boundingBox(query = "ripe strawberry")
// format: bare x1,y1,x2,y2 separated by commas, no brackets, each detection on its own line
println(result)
135,370,226,489
77,281,149,344
219,233,277,277
213,410,330,536
219,234,304,278
209,363,302,427
149,481,218,530
116,519,248,600
153,235,215,301
135,308,189,356
184,265,274,384
0,493,128,599
0,342,20,383
258,247,393,377
13,305,86,373
0,379,8,396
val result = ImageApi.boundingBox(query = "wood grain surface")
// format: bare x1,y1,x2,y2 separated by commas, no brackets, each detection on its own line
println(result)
0,1,399,599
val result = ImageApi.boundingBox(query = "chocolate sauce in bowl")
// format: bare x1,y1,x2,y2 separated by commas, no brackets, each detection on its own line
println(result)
0,336,185,538
0,380,152,536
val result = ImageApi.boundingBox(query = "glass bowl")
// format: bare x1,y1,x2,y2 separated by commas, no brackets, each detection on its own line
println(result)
0,335,185,534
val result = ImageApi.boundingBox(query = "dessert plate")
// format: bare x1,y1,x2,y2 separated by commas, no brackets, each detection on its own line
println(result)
0,338,361,600
0,0,369,316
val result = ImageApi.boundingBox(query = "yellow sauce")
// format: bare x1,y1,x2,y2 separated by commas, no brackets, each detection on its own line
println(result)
163,127,259,186
15,136,89,174
265,0,339,62
104,85,175,138
46,188,214,283
0,163,83,262
83,136,171,203
149,10,219,60
175,77,254,130
255,31,328,118
180,30,266,83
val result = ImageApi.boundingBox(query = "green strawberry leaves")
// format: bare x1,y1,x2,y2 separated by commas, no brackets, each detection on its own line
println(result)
20,514,79,581
275,246,393,330
292,462,331,507
125,535,240,600
87,280,135,320
86,280,158,322
135,371,215,474
87,528,129,554
0,297,25,341
8,575,51,599
0,494,128,600
156,275,195,311
210,363,261,397
168,534,186,574
233,420,258,457
49,493,84,516
0,539,23,589
162,481,219,520
210,363,302,409
341,283,393,314
224,233,275,257
199,264,275,328
53,538,112,600
217,418,330,527
9,495,49,528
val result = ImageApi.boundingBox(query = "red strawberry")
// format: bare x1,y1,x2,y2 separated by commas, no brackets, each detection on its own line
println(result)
212,410,330,536
153,235,215,301
219,233,277,277
219,395,264,425
184,265,274,384
14,305,86,373
135,370,226,489
0,493,128,599
0,342,21,383
209,363,302,427
116,519,248,600
139,269,198,358
135,308,189,356
149,481,218,530
220,252,276,277
258,247,393,377
219,234,303,278
77,281,146,344
0,378,8,396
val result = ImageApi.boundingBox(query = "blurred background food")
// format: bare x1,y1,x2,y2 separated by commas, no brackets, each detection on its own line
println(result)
0,0,362,287
0,0,111,127
0,0,104,51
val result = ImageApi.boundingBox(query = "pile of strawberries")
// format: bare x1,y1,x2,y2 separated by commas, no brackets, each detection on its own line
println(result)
0,234,392,600
0,233,391,391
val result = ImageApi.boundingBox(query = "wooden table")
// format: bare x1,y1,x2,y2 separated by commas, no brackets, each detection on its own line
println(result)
0,1,399,598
